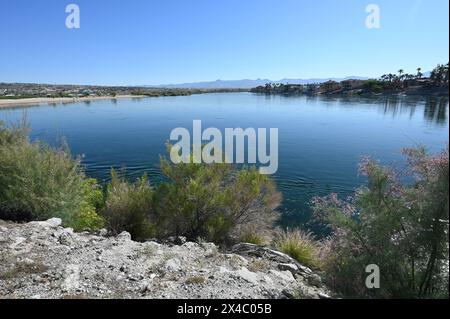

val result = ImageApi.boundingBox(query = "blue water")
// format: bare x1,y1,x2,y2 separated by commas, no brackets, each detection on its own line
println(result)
1,93,448,229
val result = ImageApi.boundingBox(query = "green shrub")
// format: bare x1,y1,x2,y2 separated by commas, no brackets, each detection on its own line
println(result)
152,146,281,243
71,179,105,231
0,122,103,229
274,229,321,269
102,169,154,241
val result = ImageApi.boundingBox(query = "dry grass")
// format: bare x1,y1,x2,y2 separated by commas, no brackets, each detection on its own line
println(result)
239,229,266,246
0,261,49,280
273,229,321,270
184,276,205,285
247,258,271,272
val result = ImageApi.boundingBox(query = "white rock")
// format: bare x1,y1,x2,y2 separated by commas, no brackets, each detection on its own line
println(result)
269,270,296,283
165,258,182,272
29,218,62,229
0,220,332,299
318,292,331,299
22,258,35,265
117,231,132,242
9,236,26,249
46,218,62,227
233,267,260,284
62,264,80,292
262,275,274,284
219,266,230,273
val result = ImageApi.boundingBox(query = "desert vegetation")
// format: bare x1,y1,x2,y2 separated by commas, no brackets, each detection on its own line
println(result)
0,120,104,230
312,146,449,298
0,121,281,245
0,121,448,298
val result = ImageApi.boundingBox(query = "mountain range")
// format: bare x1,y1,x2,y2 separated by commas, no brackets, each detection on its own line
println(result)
150,76,371,89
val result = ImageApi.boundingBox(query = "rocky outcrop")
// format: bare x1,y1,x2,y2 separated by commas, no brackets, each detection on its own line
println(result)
0,218,331,299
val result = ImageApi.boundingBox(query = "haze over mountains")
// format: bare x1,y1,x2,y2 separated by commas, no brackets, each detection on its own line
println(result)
151,76,370,89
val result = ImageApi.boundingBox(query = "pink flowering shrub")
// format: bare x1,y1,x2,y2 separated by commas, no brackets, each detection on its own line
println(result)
313,145,449,298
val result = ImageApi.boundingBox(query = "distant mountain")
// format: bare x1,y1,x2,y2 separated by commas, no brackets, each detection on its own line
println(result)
150,79,271,89
150,76,370,89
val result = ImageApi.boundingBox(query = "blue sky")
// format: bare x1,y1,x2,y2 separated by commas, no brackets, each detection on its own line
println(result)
0,0,448,85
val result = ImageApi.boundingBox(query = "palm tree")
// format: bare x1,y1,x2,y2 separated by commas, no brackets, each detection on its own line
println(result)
416,68,423,79
393,70,404,89
432,63,449,86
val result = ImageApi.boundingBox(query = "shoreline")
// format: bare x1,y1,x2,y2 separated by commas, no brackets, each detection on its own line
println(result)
0,95,148,109
1,90,448,109
250,90,449,98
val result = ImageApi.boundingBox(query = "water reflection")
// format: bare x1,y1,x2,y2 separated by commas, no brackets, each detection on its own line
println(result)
424,96,448,125
1,94,449,126
322,95,448,124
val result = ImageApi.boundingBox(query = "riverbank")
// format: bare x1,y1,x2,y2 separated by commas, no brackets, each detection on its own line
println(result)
0,95,148,109
251,84,449,97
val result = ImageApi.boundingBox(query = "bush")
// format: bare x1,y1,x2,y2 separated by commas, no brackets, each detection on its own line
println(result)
71,179,105,231
313,146,449,298
273,229,321,269
0,121,103,229
152,145,281,243
102,169,154,241
363,80,384,93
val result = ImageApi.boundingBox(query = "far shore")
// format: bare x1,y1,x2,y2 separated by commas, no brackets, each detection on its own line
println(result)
0,95,149,109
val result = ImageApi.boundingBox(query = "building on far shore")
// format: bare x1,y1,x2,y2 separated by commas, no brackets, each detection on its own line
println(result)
341,79,365,91
320,80,341,93
306,83,321,95
404,77,433,87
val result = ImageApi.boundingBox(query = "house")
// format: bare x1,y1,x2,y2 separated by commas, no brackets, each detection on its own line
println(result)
285,84,305,94
79,89,95,95
306,83,321,94
341,79,365,91
320,80,341,93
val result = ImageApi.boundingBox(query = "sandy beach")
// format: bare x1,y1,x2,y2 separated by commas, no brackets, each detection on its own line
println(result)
0,95,148,109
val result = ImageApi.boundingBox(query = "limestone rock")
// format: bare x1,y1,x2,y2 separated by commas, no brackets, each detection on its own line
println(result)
0,218,332,299
232,267,260,284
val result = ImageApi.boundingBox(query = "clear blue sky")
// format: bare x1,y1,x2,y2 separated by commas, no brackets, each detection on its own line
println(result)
0,0,448,85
